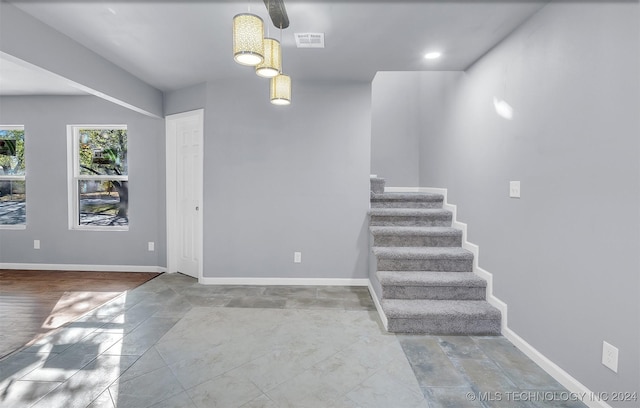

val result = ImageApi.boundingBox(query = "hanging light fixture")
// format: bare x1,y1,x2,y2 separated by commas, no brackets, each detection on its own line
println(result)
256,38,281,78
233,1,291,104
270,73,291,105
270,24,291,105
233,13,264,66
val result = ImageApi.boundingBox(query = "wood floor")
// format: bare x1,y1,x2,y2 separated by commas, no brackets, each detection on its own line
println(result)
0,270,159,359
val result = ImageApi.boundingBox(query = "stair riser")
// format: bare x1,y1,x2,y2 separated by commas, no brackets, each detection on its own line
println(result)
370,216,451,227
377,258,472,272
387,317,501,335
382,285,486,300
373,234,462,247
371,201,442,209
370,179,385,194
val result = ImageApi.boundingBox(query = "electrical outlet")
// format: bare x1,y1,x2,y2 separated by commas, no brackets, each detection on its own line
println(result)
602,341,619,373
34,240,40,250
510,181,521,198
148,242,155,252
294,252,302,263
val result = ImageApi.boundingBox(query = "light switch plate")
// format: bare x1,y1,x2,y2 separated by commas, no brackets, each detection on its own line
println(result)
294,252,302,263
510,181,521,198
602,341,619,373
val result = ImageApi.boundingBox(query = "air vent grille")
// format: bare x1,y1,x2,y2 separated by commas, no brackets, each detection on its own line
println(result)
295,33,325,48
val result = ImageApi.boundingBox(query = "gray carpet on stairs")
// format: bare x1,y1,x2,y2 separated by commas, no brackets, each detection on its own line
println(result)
377,271,487,301
369,178,501,335
369,208,452,227
371,192,444,208
373,247,474,272
370,177,385,194
370,226,462,247
377,271,486,287
383,299,501,335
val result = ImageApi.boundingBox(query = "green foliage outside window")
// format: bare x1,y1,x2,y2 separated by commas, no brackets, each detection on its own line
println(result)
76,128,129,227
78,129,127,176
0,129,25,176
0,129,26,226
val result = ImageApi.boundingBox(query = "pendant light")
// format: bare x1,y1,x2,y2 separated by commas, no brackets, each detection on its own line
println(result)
270,73,291,105
233,13,264,66
270,25,291,105
256,38,281,78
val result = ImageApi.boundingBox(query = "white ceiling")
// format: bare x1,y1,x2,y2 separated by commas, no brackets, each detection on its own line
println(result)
2,1,548,95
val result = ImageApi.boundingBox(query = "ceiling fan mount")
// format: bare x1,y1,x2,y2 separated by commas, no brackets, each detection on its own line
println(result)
263,0,289,29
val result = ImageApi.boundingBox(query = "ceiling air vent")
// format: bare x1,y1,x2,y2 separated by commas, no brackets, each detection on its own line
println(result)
294,33,325,48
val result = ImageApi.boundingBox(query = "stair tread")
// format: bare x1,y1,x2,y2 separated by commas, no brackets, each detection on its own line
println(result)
370,226,461,236
371,192,444,201
369,208,451,216
377,271,486,287
382,299,501,319
373,246,473,259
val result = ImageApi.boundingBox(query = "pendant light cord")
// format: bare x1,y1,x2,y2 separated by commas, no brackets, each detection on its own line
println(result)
279,24,283,74
266,0,270,37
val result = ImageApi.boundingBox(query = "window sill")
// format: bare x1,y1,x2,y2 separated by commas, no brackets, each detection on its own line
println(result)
0,225,26,230
71,226,129,232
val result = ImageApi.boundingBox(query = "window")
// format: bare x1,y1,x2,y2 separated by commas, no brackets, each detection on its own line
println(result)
68,125,128,230
0,126,26,228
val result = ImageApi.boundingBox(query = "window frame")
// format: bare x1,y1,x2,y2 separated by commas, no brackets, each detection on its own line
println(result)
0,125,26,230
67,124,129,231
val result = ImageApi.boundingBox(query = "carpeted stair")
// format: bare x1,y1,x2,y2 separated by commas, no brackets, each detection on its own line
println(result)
369,177,501,335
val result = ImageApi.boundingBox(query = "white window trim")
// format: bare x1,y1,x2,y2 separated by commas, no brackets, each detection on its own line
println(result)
0,125,24,131
0,125,26,230
0,225,26,230
67,124,129,231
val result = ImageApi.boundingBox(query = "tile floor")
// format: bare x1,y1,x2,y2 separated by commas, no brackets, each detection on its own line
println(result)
0,273,587,408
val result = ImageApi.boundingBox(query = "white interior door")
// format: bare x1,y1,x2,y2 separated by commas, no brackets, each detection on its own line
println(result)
166,110,203,279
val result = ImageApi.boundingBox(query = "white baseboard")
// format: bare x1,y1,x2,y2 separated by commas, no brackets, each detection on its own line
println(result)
368,280,388,330
199,277,369,286
381,186,610,408
0,263,166,273
503,328,613,408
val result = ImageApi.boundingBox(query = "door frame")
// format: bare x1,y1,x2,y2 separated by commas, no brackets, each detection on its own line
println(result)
165,109,204,281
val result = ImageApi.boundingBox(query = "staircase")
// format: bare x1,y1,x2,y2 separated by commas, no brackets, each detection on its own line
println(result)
369,177,501,335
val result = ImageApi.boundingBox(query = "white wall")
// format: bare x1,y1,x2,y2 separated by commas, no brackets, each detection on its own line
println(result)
415,2,638,404
163,83,206,116
202,77,372,280
371,72,421,186
371,71,464,187
0,96,166,268
0,3,163,118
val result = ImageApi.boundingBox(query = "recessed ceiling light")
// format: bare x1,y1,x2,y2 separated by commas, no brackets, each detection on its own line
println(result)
424,52,442,60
